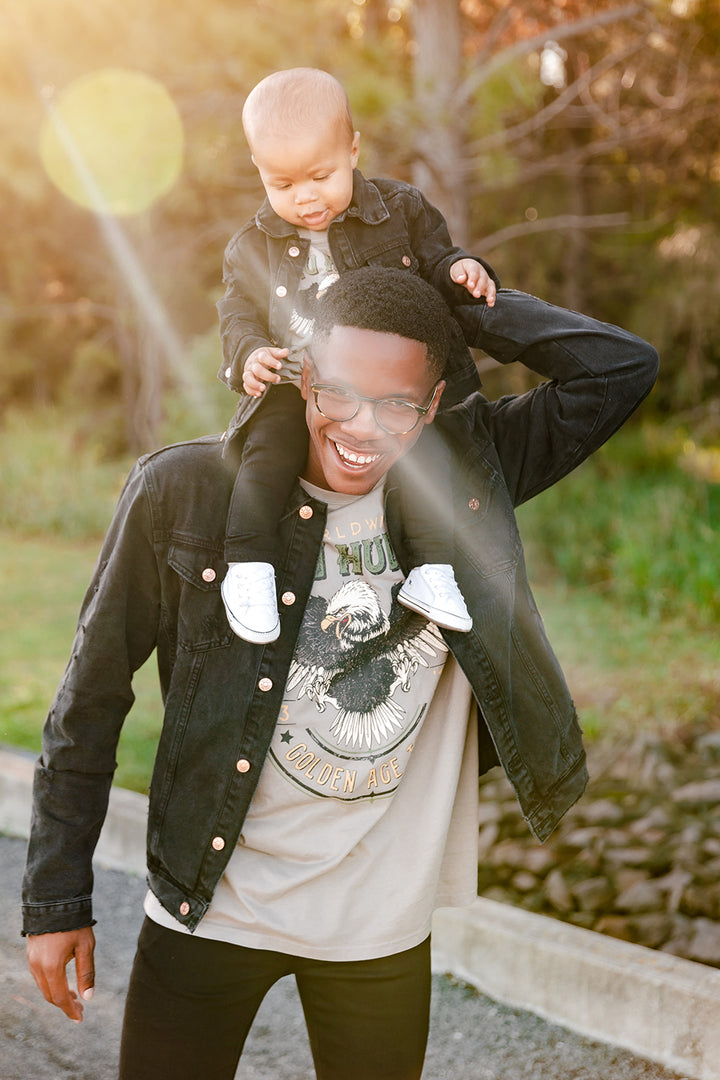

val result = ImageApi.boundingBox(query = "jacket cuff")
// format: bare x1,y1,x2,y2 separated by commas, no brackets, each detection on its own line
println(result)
22,897,95,937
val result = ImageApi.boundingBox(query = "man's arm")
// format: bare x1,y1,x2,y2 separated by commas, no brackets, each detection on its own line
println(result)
22,462,160,1017
455,289,659,505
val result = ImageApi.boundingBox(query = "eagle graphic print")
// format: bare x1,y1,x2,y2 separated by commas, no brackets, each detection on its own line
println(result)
267,484,448,802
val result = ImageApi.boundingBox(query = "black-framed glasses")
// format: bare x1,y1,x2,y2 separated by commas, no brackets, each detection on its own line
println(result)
310,381,442,435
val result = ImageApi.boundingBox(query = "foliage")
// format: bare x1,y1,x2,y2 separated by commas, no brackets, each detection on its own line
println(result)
0,0,719,454
517,426,720,629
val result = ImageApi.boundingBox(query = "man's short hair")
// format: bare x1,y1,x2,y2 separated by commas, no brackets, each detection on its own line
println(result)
242,68,355,148
312,267,453,380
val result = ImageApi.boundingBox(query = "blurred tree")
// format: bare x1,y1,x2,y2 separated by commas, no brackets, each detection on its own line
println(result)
0,0,719,448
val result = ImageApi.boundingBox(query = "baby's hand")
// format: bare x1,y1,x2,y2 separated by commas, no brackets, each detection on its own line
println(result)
450,259,496,306
243,346,289,397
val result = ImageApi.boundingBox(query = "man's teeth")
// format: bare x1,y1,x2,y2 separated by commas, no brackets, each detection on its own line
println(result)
334,442,380,466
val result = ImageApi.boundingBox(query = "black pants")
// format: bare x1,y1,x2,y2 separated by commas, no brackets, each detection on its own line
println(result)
119,919,431,1080
224,384,454,568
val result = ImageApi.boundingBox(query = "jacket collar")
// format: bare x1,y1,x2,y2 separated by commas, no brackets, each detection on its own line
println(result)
254,169,390,238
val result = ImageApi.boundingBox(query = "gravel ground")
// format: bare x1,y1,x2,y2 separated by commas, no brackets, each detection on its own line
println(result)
1,833,689,1080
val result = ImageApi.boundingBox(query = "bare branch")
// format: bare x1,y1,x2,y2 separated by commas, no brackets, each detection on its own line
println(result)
456,2,649,107
466,36,645,156
476,212,633,252
463,101,720,189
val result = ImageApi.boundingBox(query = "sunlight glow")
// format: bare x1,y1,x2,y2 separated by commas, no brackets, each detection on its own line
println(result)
39,68,183,216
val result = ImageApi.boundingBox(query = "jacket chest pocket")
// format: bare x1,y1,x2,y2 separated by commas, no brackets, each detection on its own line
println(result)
363,239,419,273
455,456,523,579
168,543,233,650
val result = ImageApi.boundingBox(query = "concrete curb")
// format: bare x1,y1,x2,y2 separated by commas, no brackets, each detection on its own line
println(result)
3,747,718,1079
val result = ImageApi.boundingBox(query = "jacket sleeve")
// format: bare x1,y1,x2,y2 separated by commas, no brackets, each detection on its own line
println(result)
216,226,275,391
455,289,659,506
21,463,161,935
403,186,500,304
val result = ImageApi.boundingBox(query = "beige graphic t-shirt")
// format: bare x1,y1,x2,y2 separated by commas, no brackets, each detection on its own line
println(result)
146,481,479,959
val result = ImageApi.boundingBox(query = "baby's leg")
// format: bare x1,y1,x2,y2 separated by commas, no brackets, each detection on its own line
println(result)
222,385,308,641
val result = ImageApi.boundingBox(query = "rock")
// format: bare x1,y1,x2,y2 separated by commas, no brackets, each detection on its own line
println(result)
628,805,672,832
511,871,538,893
695,731,720,759
595,915,634,942
614,879,665,913
685,917,720,966
574,798,625,825
628,913,674,948
481,886,514,905
571,876,615,912
518,847,557,875
614,868,648,892
477,822,500,857
544,868,574,913
672,779,720,806
654,867,694,911
477,803,502,826
679,882,720,920
603,846,654,867
561,827,603,849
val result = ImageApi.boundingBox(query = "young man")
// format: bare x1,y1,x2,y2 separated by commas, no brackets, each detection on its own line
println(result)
23,268,658,1080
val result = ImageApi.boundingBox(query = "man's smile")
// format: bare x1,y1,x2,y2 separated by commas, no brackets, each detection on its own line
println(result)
332,439,383,469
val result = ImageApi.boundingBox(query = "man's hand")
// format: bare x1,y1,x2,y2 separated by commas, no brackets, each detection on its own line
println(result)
26,926,96,1023
243,345,289,397
450,258,497,306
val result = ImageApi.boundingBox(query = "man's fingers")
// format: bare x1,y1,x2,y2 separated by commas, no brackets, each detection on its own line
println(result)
75,933,96,1000
26,928,95,1023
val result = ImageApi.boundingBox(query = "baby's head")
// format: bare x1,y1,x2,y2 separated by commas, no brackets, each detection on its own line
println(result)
242,68,360,232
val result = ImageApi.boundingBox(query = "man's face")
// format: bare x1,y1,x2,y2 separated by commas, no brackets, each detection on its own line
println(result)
251,123,359,232
300,325,445,495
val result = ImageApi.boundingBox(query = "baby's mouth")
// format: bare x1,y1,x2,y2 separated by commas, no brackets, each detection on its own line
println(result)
302,210,327,225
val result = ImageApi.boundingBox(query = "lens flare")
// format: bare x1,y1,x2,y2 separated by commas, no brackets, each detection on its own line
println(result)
39,68,183,215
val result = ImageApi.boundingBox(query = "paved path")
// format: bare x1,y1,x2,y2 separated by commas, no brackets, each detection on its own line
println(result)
2,834,687,1080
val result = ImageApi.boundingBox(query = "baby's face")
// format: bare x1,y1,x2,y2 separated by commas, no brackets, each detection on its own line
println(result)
251,122,359,231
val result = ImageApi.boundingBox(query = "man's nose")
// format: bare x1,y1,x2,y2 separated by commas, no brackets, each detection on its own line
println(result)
340,400,383,439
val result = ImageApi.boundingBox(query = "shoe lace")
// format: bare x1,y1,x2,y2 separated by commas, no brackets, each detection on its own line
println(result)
228,565,276,605
420,565,459,604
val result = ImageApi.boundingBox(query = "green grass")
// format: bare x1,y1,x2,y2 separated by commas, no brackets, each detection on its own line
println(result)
0,532,163,792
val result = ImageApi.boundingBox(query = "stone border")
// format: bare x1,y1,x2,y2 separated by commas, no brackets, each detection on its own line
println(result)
3,747,718,1079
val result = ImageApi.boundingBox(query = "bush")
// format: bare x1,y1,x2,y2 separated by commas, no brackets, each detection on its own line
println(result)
517,426,719,628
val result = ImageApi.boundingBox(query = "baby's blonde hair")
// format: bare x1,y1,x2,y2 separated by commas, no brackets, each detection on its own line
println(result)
242,68,355,150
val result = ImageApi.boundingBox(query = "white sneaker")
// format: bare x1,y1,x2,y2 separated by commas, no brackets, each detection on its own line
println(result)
397,564,473,632
221,562,280,643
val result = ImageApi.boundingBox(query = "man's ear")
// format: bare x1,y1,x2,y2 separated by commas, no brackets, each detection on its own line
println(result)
423,380,446,425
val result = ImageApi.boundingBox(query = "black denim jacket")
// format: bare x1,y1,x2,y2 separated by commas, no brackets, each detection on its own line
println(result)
216,169,499,437
22,291,658,937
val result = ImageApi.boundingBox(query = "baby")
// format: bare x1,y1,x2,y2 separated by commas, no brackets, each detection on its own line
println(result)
217,67,498,643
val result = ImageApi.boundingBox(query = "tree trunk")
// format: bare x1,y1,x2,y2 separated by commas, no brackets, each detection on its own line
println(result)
411,0,469,244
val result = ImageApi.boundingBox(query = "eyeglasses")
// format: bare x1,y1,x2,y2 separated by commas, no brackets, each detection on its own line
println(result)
310,381,442,435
